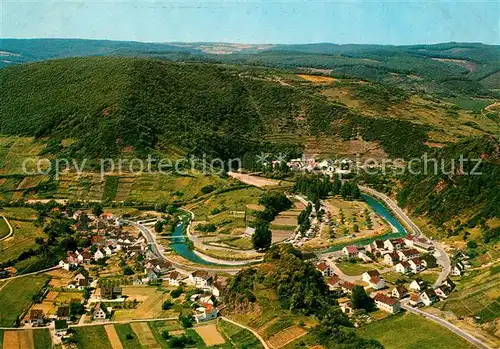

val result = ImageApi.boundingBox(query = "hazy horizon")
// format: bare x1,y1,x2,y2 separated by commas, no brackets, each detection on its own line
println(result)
1,1,498,45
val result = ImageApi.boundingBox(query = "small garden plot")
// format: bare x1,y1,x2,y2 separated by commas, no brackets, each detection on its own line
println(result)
73,326,113,349
105,324,124,349
130,322,161,349
195,324,226,346
4,330,35,349
336,261,377,276
271,230,294,243
114,324,142,349
217,320,264,349
267,326,307,349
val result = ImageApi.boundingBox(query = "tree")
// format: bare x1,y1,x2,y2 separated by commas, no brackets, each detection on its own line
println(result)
154,221,164,233
161,330,170,339
162,300,173,310
351,285,375,311
126,334,134,340
467,240,478,249
92,203,103,217
353,224,359,233
252,220,272,251
179,313,194,328
421,253,437,268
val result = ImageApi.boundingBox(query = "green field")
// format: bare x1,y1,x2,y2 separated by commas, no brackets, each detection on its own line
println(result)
357,312,474,349
0,217,10,239
217,320,265,349
0,219,45,264
449,98,494,112
337,261,377,276
73,326,112,349
33,329,53,349
114,323,142,349
0,274,50,326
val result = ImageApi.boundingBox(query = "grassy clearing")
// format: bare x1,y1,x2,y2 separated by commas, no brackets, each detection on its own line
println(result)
0,219,44,264
33,329,52,349
337,261,377,276
357,312,474,349
0,274,50,326
449,98,494,112
0,217,10,239
437,265,500,322
73,326,112,349
114,323,142,349
0,207,38,221
217,320,264,349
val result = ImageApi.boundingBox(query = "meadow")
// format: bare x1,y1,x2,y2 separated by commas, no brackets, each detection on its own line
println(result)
0,274,50,327
357,312,474,349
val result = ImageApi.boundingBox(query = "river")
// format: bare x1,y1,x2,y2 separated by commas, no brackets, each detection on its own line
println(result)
170,194,408,263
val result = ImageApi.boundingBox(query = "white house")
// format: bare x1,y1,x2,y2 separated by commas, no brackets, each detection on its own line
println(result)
194,303,218,323
93,303,109,321
408,257,426,273
451,261,466,276
391,286,408,299
409,278,427,292
368,276,385,290
395,261,411,274
397,249,420,261
342,246,358,257
420,289,438,306
189,271,214,289
316,262,334,277
384,252,400,266
165,271,183,286
362,270,381,283
384,239,405,252
373,293,401,314
94,248,106,260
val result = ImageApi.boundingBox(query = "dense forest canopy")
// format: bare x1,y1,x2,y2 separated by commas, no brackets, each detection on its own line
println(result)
1,56,437,160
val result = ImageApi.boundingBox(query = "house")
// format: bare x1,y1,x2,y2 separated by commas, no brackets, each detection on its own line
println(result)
384,238,405,252
316,262,334,277
26,309,44,326
327,275,342,290
367,240,385,253
391,286,408,299
93,303,109,321
368,276,385,290
96,286,122,300
408,257,426,273
212,278,227,298
451,261,466,276
74,273,87,283
145,259,172,275
362,270,380,283
342,246,358,257
338,299,353,314
54,320,68,336
397,249,420,261
77,251,92,263
395,261,412,274
341,281,356,294
409,278,427,292
77,278,90,290
409,293,421,307
434,285,453,299
384,252,400,266
94,248,106,260
358,251,372,262
194,303,218,323
189,271,214,288
58,259,75,271
373,293,401,313
420,289,439,306
442,278,456,289
165,271,184,286
413,238,434,251
145,268,159,282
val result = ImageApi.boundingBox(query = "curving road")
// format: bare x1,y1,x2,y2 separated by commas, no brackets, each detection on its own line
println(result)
401,302,492,349
359,186,451,287
124,219,245,274
0,216,14,242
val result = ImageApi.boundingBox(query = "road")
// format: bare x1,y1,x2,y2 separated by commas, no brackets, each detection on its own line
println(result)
359,185,451,287
221,317,270,349
0,216,13,242
401,302,492,349
0,265,62,281
124,219,245,274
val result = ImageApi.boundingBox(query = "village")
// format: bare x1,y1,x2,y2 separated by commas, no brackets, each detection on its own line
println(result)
313,233,471,325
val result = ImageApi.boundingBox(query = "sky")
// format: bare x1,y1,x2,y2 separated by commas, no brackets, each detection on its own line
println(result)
1,0,499,45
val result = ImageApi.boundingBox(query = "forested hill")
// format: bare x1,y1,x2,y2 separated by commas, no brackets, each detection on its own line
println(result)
1,39,499,98
1,56,497,160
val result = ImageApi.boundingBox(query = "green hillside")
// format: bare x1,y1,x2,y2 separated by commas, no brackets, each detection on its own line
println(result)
1,56,497,162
